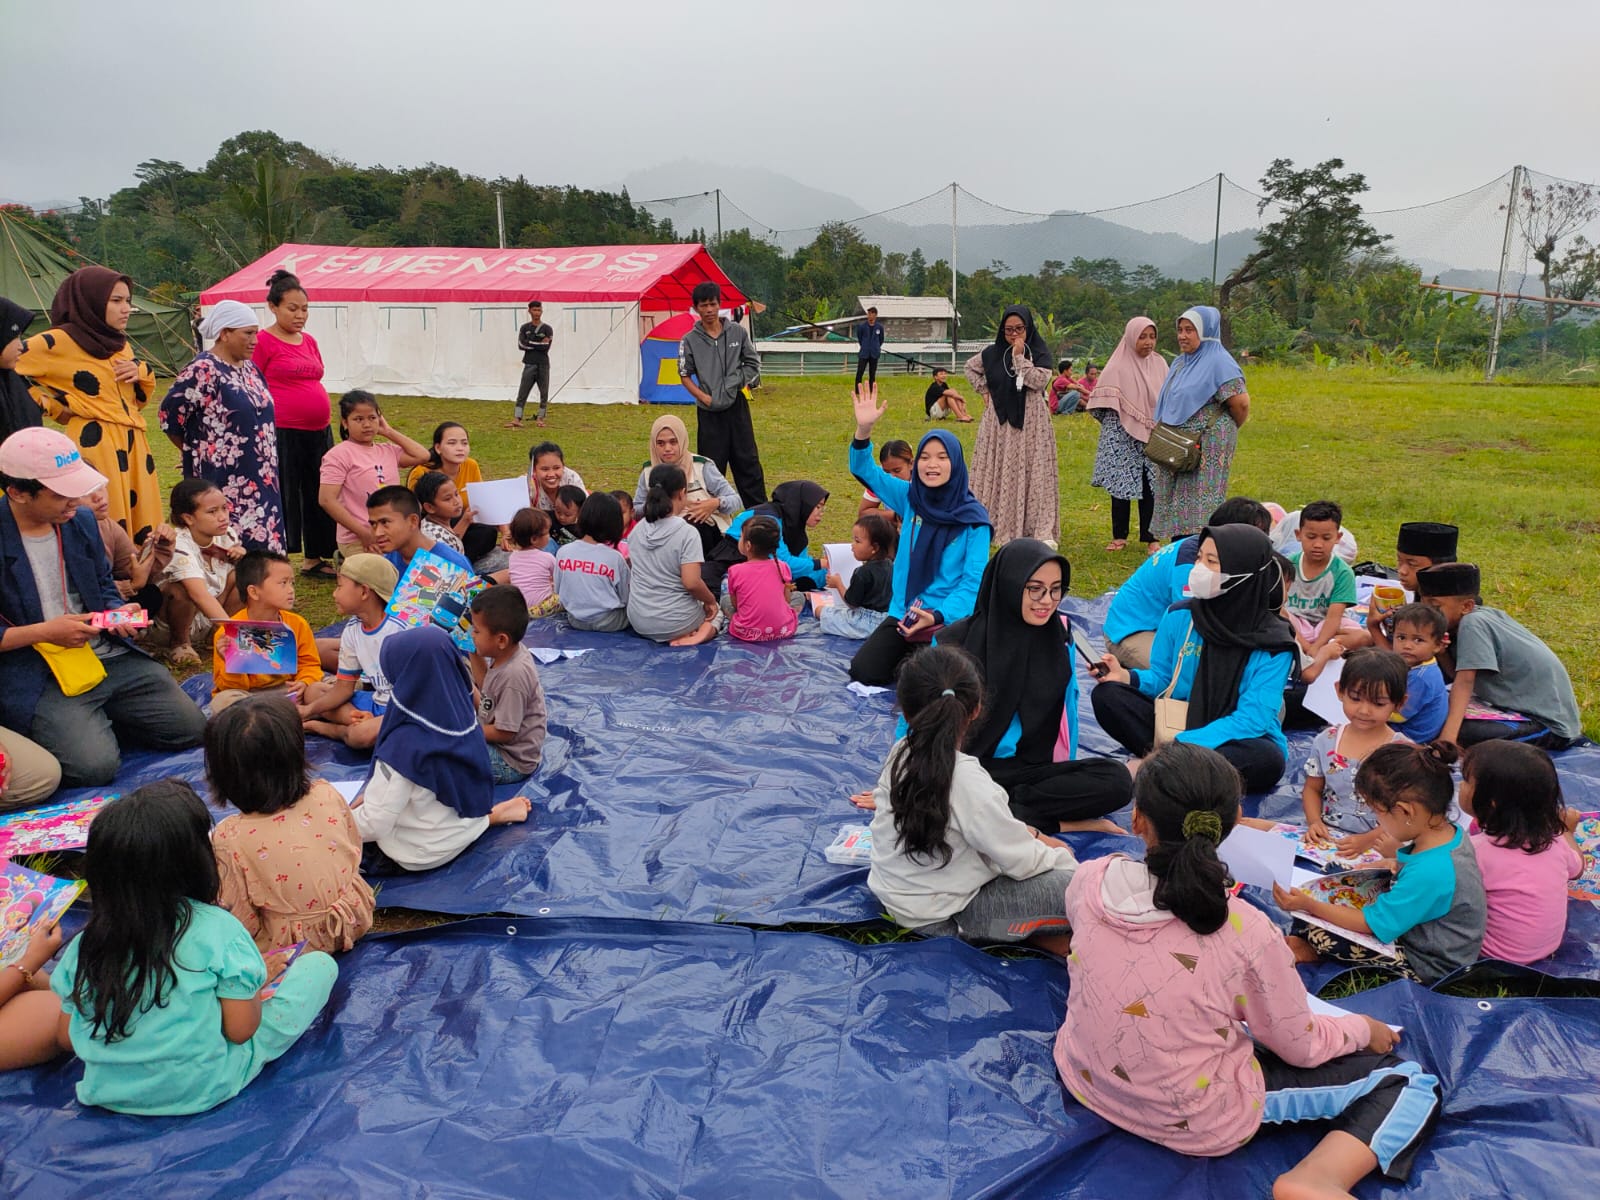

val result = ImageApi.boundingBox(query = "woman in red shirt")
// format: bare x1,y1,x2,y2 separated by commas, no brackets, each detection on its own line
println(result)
253,270,338,579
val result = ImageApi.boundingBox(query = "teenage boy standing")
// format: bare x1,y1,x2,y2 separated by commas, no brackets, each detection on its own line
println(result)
677,283,767,507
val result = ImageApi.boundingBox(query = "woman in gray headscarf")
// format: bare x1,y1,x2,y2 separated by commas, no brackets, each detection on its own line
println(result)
158,300,286,552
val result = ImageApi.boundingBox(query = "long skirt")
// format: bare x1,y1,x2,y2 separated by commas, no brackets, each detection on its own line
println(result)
1148,402,1237,540
971,392,1058,545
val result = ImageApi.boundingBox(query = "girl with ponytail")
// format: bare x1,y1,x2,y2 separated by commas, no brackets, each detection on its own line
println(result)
625,464,726,645
1057,742,1441,1196
866,646,1077,955
1276,739,1486,985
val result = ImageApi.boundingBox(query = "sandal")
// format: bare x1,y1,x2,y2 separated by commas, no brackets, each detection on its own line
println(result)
1105,539,1128,552
300,562,339,580
167,644,200,667
505,419,524,429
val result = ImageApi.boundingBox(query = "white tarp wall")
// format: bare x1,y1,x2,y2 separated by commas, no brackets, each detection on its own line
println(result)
211,301,644,404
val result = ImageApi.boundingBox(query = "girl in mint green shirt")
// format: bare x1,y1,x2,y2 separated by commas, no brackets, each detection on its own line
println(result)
51,782,337,1116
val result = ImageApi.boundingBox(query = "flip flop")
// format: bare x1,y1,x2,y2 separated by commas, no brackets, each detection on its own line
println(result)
300,562,339,580
504,419,524,429
1105,539,1128,552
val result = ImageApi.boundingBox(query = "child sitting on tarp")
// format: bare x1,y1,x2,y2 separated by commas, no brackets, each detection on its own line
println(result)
1416,563,1583,751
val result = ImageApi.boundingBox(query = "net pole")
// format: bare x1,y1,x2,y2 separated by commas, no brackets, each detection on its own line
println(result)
1211,172,1223,298
1486,166,1520,381
715,189,722,247
950,182,959,370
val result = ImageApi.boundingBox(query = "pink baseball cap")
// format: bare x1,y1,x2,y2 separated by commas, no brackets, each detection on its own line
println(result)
0,427,110,497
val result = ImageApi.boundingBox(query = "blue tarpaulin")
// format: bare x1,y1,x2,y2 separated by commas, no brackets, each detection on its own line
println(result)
2,919,1596,1200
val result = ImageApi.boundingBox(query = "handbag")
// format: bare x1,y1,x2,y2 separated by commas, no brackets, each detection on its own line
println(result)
1143,406,1225,474
35,641,107,697
1152,631,1196,747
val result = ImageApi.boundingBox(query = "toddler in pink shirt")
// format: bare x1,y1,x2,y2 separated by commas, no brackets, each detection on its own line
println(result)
506,507,561,617
1054,742,1439,1197
1460,741,1583,964
724,515,797,643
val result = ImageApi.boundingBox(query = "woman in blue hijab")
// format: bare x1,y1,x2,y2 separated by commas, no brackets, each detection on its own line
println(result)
845,384,991,686
351,624,532,872
1147,305,1250,541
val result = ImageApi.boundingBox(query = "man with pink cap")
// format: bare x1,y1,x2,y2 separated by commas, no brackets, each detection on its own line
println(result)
0,427,206,789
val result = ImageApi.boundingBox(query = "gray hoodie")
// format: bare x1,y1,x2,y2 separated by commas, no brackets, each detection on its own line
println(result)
677,318,761,412
624,515,706,641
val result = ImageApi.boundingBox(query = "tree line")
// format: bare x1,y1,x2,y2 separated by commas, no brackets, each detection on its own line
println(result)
14,133,1597,376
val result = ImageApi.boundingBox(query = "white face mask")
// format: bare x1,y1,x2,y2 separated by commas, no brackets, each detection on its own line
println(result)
1187,562,1251,600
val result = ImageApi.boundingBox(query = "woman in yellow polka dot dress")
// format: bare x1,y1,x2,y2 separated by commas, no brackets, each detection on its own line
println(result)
19,267,161,541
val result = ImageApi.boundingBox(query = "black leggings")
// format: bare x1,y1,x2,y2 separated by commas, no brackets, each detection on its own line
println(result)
1090,680,1286,793
276,426,337,560
855,357,879,385
1110,476,1154,543
982,755,1132,826
849,616,921,686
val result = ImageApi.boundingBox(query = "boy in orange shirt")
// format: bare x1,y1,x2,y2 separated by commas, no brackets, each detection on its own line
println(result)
211,551,323,713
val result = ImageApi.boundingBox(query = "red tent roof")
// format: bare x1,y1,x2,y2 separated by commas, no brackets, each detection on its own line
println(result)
200,243,746,311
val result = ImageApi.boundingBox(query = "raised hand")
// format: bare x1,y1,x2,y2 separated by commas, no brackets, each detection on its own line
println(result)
852,383,887,437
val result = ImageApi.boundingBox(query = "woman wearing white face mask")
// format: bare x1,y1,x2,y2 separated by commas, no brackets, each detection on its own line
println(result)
1087,524,1297,792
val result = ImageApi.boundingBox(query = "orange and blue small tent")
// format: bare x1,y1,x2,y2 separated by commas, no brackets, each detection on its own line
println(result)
639,313,698,404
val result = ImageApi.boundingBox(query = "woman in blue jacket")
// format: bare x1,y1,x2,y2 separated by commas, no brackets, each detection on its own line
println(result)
724,480,828,593
1089,523,1295,792
847,385,990,686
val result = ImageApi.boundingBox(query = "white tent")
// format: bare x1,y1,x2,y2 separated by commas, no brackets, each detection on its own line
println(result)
200,242,748,404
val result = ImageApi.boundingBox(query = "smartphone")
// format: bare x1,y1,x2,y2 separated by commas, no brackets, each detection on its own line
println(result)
1069,627,1109,678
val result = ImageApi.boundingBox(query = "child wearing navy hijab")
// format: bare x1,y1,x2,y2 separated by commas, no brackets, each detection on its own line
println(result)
846,384,991,686
352,625,531,872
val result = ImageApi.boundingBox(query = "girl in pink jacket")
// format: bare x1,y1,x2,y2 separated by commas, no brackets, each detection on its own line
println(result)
1054,742,1440,1200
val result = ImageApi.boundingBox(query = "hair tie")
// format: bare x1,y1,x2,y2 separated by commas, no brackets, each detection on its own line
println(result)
1180,810,1223,844
940,688,954,697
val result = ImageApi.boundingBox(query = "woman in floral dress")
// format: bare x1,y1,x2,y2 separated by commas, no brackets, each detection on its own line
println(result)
966,305,1058,547
158,300,285,552
1147,305,1250,542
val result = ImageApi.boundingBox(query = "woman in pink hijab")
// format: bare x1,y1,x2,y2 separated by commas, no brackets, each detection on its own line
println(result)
1087,316,1168,554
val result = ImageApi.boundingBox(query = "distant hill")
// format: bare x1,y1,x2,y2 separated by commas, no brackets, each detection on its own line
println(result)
620,161,867,233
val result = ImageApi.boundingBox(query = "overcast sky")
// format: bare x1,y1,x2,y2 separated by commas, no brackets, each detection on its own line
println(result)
8,0,1598,217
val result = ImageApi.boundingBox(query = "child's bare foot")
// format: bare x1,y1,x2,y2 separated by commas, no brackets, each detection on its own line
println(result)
850,790,877,810
670,620,717,647
490,796,533,825
1057,818,1125,835
303,719,345,741
1285,934,1320,965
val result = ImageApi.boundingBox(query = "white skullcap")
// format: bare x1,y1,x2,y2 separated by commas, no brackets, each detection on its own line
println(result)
199,300,259,340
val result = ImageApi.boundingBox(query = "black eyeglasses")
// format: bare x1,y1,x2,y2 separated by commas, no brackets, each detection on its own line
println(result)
1023,582,1064,602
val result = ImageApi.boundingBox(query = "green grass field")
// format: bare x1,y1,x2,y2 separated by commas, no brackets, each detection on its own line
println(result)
145,365,1599,737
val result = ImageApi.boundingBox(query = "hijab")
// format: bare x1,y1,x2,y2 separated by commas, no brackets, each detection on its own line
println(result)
981,304,1053,429
940,538,1071,762
0,296,41,443
901,429,990,602
1086,316,1168,443
48,266,133,360
1153,305,1244,426
372,625,495,819
648,413,703,485
750,480,827,557
1181,523,1296,729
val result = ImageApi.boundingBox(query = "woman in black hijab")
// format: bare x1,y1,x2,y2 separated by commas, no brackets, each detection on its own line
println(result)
1088,523,1297,792
0,296,40,443
965,304,1060,546
940,539,1132,831
722,479,829,592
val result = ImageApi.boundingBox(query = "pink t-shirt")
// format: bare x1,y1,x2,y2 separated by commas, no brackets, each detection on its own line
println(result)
252,330,330,431
726,559,797,642
1470,832,1582,964
320,440,402,545
509,547,557,608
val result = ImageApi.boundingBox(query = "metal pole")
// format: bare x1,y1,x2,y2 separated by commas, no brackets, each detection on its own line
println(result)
715,188,722,247
1486,165,1521,381
1211,172,1223,297
495,189,507,250
950,182,959,370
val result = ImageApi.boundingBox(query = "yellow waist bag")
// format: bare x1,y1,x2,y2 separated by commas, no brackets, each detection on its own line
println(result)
35,641,107,697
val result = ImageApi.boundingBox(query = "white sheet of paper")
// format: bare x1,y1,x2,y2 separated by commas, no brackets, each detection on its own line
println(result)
466,476,531,526
825,543,858,591
1302,656,1346,727
847,681,889,697
329,779,364,806
529,647,592,665
1219,823,1296,890
1306,994,1402,1033
1290,865,1323,888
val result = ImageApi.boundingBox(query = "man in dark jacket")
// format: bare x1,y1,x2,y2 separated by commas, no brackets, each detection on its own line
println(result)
0,427,205,787
677,283,767,506
854,306,885,386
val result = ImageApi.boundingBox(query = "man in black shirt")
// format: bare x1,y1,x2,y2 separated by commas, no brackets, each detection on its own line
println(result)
511,299,554,428
922,366,973,422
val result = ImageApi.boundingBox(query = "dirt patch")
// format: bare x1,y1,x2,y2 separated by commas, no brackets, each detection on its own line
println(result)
1419,435,1540,455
